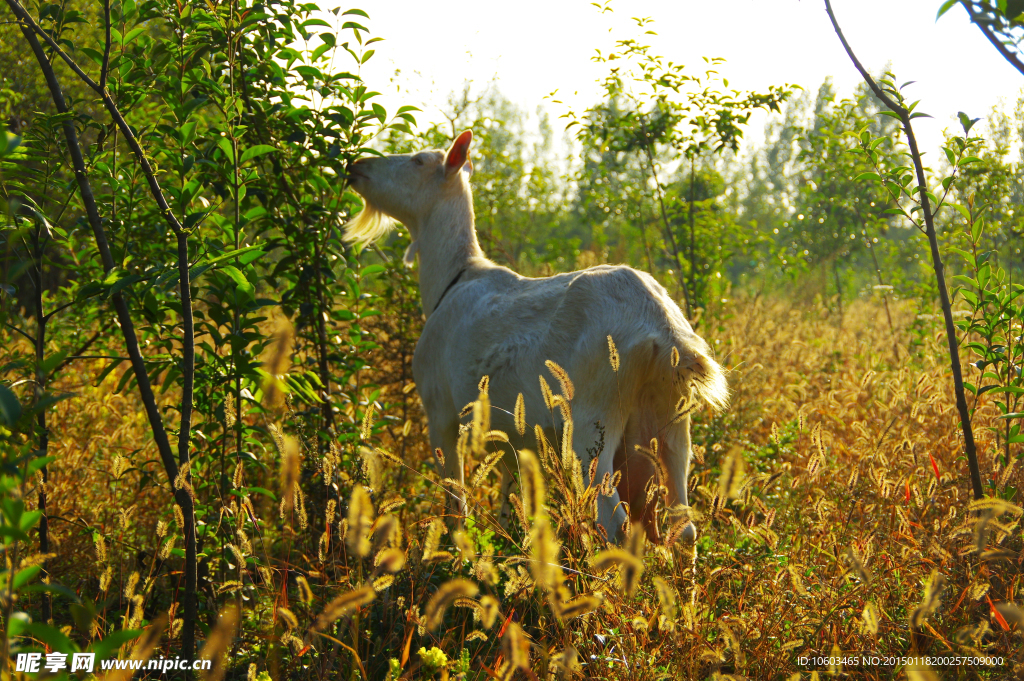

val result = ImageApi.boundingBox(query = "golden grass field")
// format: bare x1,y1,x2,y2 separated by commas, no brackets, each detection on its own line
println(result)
26,295,1024,680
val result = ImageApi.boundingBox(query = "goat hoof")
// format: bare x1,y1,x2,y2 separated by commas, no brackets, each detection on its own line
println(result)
680,522,697,544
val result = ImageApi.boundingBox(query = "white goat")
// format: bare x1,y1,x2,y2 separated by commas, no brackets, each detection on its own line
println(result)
345,130,728,542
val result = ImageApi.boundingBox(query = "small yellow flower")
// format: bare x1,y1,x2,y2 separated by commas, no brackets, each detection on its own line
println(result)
417,646,448,672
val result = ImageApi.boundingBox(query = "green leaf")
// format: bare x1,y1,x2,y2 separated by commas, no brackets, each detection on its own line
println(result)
13,565,42,590
960,156,983,165
937,0,960,18
23,622,78,655
854,171,880,183
123,27,144,43
240,144,276,164
996,412,1024,420
89,628,142,660
22,582,81,602
343,8,370,17
0,526,31,542
957,111,981,134
217,136,235,164
311,42,332,61
180,120,199,147
26,455,56,477
951,203,971,222
0,384,22,425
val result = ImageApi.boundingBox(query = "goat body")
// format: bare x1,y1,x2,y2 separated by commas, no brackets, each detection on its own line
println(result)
346,130,728,542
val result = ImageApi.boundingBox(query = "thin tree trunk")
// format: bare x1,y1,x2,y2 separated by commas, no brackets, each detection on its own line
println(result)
689,155,697,311
30,230,50,624
825,0,983,500
9,1,200,654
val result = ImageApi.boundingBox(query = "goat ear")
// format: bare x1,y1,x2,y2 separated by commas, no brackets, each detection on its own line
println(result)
444,130,473,178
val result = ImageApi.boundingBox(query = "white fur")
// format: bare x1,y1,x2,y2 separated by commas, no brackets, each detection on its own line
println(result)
345,132,728,541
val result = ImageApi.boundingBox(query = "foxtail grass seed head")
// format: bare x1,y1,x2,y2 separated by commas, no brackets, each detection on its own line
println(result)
453,530,474,562
173,504,185,532
361,401,375,441
478,374,490,394
653,576,678,620
519,449,545,519
591,548,643,596
551,646,579,677
360,446,382,491
424,579,479,631
347,485,374,558
502,622,530,670
314,586,376,631
371,514,400,555
534,424,552,464
232,460,244,489
325,499,336,525
279,435,300,512
539,375,555,411
198,605,240,681
862,601,880,636
94,534,107,564
479,594,500,628
910,569,945,628
99,566,113,592
296,575,313,605
995,603,1024,628
671,346,680,368
556,593,603,620
560,413,574,473
530,515,562,591
423,518,451,563
718,447,745,500
125,571,140,599
515,392,526,435
607,335,619,372
471,392,490,456
471,449,504,487
261,318,294,409
318,532,329,562
277,607,298,631
374,547,407,573
374,446,403,466
545,359,574,401
236,528,252,555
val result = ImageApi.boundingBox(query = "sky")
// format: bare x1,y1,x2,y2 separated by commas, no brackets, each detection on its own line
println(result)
343,0,1023,158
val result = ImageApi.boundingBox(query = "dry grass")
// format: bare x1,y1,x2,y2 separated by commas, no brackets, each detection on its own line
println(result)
23,295,1024,680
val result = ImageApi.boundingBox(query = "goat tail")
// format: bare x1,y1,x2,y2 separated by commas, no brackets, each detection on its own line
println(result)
686,350,729,414
664,341,729,414
343,200,395,247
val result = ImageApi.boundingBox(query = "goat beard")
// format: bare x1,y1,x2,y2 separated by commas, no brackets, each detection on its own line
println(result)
343,200,396,247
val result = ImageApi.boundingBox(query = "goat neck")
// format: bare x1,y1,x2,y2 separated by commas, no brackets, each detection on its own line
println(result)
416,174,488,318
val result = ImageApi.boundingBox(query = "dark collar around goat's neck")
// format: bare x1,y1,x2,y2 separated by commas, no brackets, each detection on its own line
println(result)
431,268,466,314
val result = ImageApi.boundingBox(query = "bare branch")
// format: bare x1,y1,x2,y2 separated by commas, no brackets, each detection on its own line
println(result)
823,1,907,117
963,1,1024,77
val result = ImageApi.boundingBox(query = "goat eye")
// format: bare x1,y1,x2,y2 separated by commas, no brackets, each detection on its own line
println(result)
412,156,424,166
